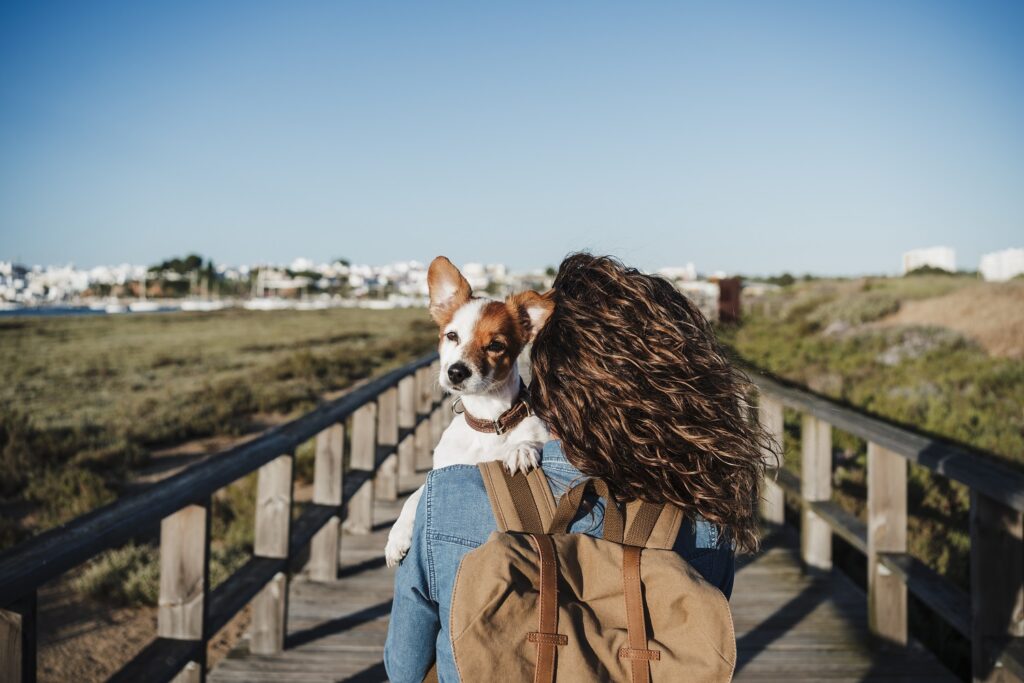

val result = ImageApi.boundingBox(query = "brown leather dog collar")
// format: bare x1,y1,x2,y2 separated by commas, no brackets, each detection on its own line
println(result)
452,382,532,435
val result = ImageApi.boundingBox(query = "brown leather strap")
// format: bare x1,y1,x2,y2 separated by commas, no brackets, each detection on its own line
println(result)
548,479,624,543
458,382,532,434
527,533,563,683
422,663,438,683
621,545,660,683
624,501,665,546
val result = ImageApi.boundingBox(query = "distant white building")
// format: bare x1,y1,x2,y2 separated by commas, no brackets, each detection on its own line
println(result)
979,248,1024,282
901,246,956,274
657,263,697,282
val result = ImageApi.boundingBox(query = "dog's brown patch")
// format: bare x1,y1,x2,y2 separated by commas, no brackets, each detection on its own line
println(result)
505,289,555,342
470,301,524,383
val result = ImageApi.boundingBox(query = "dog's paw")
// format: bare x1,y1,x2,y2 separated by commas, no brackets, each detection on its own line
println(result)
501,441,541,475
385,525,413,568
384,538,409,568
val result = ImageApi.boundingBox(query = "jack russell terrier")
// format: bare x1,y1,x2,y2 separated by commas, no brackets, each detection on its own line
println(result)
384,256,554,567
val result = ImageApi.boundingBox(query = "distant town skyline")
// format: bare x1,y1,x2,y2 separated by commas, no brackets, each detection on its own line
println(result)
2,3,1023,275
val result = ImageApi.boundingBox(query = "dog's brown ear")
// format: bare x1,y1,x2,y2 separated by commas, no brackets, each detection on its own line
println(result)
427,256,472,327
506,289,555,342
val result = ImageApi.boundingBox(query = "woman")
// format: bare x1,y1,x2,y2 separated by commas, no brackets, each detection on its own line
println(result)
384,253,771,682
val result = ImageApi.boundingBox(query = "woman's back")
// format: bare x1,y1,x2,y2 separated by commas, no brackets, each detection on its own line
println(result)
383,440,734,683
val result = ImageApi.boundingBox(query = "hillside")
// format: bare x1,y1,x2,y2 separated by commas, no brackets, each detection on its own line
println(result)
720,274,1023,673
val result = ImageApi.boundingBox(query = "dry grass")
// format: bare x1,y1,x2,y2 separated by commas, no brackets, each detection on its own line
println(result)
873,279,1024,358
0,307,436,547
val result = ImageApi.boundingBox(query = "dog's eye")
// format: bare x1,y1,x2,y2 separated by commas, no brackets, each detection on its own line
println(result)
445,331,459,343
486,341,506,353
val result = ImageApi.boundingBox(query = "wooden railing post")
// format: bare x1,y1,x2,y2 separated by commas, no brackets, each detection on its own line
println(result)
398,375,417,491
971,491,1024,683
428,360,444,450
758,395,785,529
309,424,345,582
801,414,832,571
414,367,433,471
344,403,377,534
1,593,36,683
867,442,907,646
251,454,294,655
441,393,454,429
158,502,210,682
375,387,400,501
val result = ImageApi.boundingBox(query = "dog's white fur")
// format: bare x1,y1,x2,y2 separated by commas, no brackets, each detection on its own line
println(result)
384,258,552,567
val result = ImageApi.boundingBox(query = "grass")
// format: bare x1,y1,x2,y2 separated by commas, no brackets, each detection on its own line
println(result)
0,307,437,553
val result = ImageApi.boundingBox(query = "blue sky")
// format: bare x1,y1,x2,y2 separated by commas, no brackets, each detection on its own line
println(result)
1,1,1022,275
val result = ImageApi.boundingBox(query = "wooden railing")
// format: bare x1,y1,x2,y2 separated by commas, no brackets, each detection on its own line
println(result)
0,352,447,683
751,368,1024,683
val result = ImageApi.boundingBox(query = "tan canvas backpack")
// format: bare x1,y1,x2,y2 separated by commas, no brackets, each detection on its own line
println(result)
447,461,736,682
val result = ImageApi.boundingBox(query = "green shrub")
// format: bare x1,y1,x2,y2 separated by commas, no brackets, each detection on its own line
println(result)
73,544,160,606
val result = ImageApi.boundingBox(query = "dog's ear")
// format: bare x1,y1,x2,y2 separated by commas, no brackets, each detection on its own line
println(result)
506,289,555,342
427,256,472,327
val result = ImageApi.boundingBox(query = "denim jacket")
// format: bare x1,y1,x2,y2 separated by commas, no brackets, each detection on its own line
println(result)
383,440,735,683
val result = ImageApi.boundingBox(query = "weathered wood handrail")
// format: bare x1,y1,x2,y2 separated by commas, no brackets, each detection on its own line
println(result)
750,366,1024,683
0,351,446,683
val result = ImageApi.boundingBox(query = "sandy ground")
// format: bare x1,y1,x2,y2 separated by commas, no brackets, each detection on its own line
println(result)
874,280,1024,358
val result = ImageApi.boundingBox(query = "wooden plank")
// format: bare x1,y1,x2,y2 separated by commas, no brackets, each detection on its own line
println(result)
441,394,454,428
208,556,284,635
254,455,294,559
413,367,434,470
0,352,438,601
250,572,288,656
158,503,209,641
749,370,1024,514
414,419,432,472
0,606,21,683
170,661,202,683
971,491,1024,683
0,593,34,683
109,637,201,683
759,395,785,527
397,376,417,482
374,388,400,501
289,504,339,558
807,500,867,554
877,552,969,638
868,442,907,646
309,424,344,582
997,638,1024,681
801,414,832,571
343,403,376,535
252,455,294,657
312,424,344,506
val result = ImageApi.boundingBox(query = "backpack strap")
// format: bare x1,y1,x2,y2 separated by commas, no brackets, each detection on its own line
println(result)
620,545,661,682
526,533,565,683
624,500,685,550
478,461,556,534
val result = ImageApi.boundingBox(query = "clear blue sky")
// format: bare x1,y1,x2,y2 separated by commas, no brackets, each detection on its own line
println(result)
1,1,1022,275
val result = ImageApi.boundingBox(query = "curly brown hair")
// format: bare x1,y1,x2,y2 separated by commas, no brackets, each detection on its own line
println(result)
529,253,775,553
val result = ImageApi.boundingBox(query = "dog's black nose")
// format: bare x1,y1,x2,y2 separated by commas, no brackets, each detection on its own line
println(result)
447,362,471,385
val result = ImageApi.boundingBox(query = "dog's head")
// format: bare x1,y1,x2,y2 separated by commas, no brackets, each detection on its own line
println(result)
427,256,554,394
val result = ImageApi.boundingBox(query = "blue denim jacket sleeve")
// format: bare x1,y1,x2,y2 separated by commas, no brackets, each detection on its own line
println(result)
383,491,437,683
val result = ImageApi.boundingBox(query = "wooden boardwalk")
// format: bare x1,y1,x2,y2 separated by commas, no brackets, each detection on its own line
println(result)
210,496,957,683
